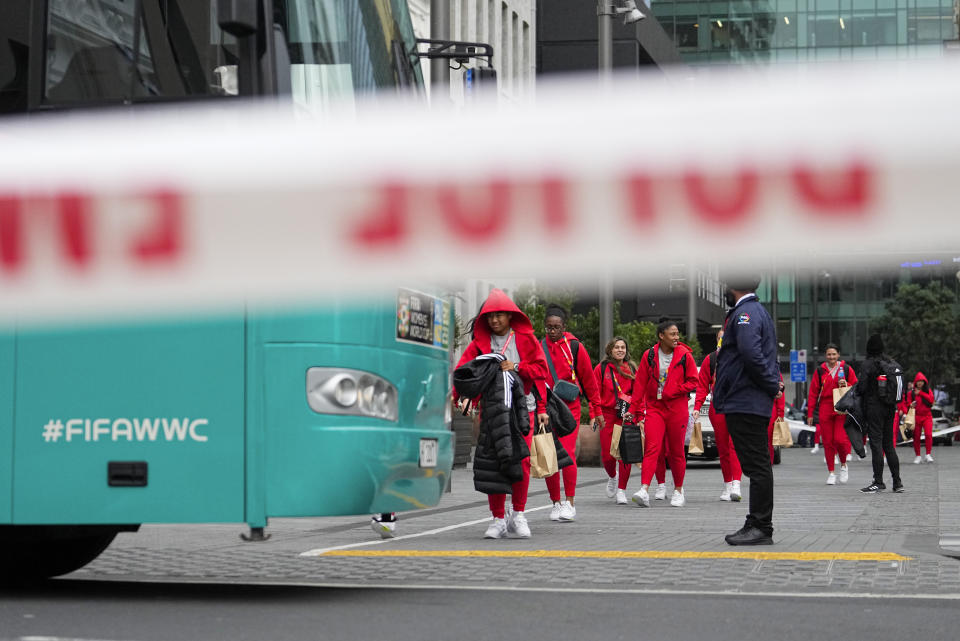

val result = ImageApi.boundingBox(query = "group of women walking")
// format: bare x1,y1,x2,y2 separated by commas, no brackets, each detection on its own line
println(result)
453,288,780,540
452,288,934,541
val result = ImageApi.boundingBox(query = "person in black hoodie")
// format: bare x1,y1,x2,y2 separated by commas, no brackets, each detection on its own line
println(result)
858,334,904,494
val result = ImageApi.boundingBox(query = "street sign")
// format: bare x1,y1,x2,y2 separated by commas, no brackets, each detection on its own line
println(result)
791,362,807,383
798,349,807,363
790,350,799,363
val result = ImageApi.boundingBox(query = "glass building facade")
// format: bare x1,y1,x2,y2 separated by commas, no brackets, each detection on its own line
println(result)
652,0,959,65
757,253,960,371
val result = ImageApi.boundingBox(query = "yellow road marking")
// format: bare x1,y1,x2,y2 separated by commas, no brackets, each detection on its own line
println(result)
321,549,911,562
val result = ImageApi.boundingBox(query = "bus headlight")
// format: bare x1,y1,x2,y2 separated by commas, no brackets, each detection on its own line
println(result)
307,368,399,421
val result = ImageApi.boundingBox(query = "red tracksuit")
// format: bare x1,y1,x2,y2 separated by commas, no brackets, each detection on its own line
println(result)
767,373,785,464
902,372,935,456
542,331,602,502
807,360,858,472
453,289,548,519
594,360,636,490
693,351,741,484
631,343,699,488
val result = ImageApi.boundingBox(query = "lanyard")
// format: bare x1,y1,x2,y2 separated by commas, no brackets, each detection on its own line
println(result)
560,337,577,382
608,364,622,395
497,330,515,355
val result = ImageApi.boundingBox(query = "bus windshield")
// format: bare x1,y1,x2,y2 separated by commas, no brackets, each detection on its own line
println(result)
33,0,422,109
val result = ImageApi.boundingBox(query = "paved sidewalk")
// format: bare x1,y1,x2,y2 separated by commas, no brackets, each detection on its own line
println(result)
68,444,960,595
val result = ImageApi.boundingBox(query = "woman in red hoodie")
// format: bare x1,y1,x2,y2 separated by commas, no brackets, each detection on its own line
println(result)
905,372,936,463
806,344,858,485
453,289,549,539
630,321,699,508
540,305,603,522
693,330,743,502
767,374,786,463
593,337,637,505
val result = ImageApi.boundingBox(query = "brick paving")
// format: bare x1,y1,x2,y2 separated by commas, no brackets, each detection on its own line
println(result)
68,443,960,594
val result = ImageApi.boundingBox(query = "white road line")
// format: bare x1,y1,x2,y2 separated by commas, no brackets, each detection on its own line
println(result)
18,637,128,641
299,504,553,557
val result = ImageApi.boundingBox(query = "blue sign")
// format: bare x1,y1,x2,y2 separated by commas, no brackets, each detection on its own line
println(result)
789,350,799,363
790,362,806,383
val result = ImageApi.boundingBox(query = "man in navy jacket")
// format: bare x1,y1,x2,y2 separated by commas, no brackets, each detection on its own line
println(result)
714,277,781,545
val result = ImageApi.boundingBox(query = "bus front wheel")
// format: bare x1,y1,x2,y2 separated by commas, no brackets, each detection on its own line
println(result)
0,525,129,583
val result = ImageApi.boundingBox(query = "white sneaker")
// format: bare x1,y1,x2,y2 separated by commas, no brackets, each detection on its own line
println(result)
826,473,837,485
914,456,922,464
810,444,820,454
654,483,667,500
370,515,396,539
730,480,742,502
506,511,531,538
605,476,617,498
550,502,562,521
558,501,576,521
926,454,934,463
615,489,628,505
670,489,686,507
484,517,508,539
720,483,732,502
632,487,650,507
846,453,853,462
839,465,849,484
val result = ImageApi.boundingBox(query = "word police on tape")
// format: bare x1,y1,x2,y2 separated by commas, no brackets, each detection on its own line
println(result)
1,61,959,319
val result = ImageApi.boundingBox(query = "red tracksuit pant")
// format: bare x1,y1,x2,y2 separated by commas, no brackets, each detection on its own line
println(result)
913,415,933,455
819,406,850,472
640,403,688,488
545,399,580,501
712,408,742,482
488,410,534,518
599,412,633,490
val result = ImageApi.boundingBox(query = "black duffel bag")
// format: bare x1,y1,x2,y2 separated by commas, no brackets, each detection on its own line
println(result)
618,423,645,464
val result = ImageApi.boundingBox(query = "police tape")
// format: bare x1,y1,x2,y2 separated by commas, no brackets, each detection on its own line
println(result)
0,60,958,319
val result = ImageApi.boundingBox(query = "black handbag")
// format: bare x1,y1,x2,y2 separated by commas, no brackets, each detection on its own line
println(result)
541,339,581,402
618,423,645,464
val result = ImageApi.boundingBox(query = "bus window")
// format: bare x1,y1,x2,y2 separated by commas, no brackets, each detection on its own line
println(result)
44,0,239,106
0,0,29,113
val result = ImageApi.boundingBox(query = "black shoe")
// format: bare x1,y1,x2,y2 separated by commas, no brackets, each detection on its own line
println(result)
725,526,773,546
859,482,885,493
892,482,905,493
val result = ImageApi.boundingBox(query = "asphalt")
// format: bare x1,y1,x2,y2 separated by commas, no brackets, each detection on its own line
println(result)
63,443,960,596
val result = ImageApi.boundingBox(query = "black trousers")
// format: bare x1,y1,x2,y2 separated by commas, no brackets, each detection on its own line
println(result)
865,403,900,485
726,413,774,534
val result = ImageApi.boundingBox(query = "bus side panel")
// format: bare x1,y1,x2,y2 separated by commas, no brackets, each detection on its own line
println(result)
261,344,452,517
12,320,245,524
0,331,13,523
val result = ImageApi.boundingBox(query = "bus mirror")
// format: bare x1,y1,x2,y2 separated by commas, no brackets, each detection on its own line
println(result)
218,0,258,37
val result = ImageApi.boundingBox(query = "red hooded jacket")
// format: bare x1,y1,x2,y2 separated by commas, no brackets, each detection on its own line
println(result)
693,351,716,414
901,372,934,419
772,372,785,419
630,342,698,419
807,360,858,419
454,289,548,414
543,331,602,419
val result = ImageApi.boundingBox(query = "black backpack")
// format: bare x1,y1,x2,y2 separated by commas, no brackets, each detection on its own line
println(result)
876,358,905,405
646,346,688,374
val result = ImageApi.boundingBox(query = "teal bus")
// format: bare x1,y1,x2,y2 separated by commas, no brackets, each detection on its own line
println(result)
0,1,454,581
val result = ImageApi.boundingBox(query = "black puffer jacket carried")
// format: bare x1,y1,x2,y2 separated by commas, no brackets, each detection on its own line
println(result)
454,354,531,495
835,381,867,458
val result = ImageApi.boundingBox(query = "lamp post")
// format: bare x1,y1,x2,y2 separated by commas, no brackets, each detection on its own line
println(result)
596,1,645,353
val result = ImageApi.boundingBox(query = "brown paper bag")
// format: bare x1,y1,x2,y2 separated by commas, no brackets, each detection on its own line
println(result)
904,407,916,428
688,421,704,455
833,384,851,413
772,417,793,447
529,425,558,478
610,423,623,460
